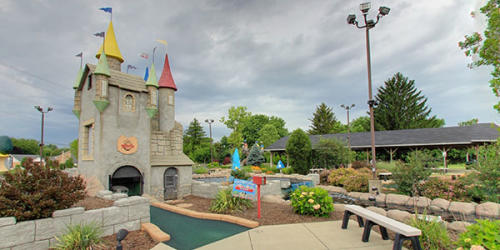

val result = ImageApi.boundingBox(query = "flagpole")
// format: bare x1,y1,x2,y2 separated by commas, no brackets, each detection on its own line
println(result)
152,47,157,65
80,53,83,69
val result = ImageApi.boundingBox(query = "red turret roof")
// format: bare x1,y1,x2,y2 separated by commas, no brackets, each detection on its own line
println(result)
158,54,177,91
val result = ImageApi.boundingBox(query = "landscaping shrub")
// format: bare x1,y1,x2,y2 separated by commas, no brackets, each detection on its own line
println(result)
281,167,294,175
231,169,250,180
455,219,500,250
376,161,397,172
418,177,470,202
312,138,353,169
327,168,357,186
290,186,333,217
286,129,312,174
193,166,208,174
473,142,500,202
209,188,254,214
392,151,432,196
0,162,85,221
343,172,370,192
207,162,221,169
319,169,332,184
247,144,265,166
55,222,103,250
409,215,451,250
351,160,369,169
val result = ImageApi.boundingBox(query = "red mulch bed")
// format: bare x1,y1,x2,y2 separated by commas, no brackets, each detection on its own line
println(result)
95,230,158,250
180,195,344,225
72,196,114,210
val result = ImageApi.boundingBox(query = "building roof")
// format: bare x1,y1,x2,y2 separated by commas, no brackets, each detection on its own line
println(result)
73,67,83,89
158,54,177,91
266,123,499,151
76,64,148,93
96,21,124,63
94,53,111,77
145,63,159,88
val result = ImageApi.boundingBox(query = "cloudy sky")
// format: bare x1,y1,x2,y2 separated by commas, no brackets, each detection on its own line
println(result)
0,0,498,147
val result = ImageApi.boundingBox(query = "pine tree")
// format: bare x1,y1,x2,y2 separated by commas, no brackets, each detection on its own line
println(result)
247,144,265,166
308,103,342,134
374,73,443,130
184,118,206,152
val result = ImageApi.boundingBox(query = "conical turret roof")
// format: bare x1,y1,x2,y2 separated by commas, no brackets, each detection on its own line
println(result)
145,63,158,88
96,21,124,63
94,53,111,76
73,67,83,89
158,53,177,91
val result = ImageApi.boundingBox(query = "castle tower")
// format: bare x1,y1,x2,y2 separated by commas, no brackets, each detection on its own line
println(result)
95,21,124,71
72,66,83,118
158,54,178,132
145,63,159,128
92,53,111,112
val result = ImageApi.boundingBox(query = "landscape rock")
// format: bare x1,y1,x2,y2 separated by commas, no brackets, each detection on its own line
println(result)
375,194,387,208
367,206,387,216
387,209,412,223
449,202,476,221
359,193,376,206
348,192,363,200
386,194,410,210
430,198,450,217
475,202,500,219
319,185,347,195
52,207,84,217
406,196,431,212
447,221,471,233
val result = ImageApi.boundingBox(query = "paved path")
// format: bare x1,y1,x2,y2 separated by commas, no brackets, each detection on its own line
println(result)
152,220,398,250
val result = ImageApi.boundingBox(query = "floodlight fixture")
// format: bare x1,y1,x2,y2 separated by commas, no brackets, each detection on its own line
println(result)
360,2,371,13
35,106,42,112
48,107,53,112
347,14,356,24
379,6,390,16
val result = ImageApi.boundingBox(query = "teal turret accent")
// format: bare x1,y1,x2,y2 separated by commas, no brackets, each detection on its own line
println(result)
145,63,158,88
93,99,110,112
73,68,83,89
145,107,158,118
94,53,111,76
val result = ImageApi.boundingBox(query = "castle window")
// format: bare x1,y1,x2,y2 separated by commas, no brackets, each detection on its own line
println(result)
168,94,174,105
82,119,94,160
87,75,92,90
101,79,108,97
123,94,136,112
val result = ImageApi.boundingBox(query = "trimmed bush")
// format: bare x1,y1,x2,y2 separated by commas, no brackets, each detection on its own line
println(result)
392,151,432,196
286,129,312,174
55,222,103,250
327,168,357,186
231,169,250,180
327,168,370,192
343,172,370,192
0,162,85,221
290,186,333,217
351,160,369,169
455,219,500,250
418,177,470,202
409,215,451,250
193,166,208,174
210,188,254,214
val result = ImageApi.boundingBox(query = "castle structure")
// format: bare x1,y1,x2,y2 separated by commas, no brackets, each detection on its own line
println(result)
72,20,193,200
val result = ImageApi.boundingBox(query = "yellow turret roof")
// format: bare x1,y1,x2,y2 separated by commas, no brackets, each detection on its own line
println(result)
96,21,124,63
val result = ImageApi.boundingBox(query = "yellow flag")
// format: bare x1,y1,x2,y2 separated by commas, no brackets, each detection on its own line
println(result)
156,40,167,46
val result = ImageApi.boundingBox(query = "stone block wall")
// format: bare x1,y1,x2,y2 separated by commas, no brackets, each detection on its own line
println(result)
191,180,282,199
0,196,150,250
150,128,182,157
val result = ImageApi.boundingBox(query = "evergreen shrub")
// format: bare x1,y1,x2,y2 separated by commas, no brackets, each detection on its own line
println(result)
55,222,103,250
285,129,311,175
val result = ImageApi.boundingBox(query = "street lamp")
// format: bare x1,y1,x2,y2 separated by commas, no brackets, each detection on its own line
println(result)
34,106,53,167
205,119,214,163
347,2,389,179
340,104,355,149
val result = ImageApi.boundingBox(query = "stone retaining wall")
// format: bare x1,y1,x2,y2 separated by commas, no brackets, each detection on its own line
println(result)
0,196,150,250
191,179,282,199
320,185,500,222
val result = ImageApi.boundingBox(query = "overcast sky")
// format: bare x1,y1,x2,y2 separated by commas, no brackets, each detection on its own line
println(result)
0,0,498,148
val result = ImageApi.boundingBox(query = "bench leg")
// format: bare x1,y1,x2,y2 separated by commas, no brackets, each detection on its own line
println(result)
393,234,403,250
341,211,352,229
410,236,422,250
380,226,389,240
362,220,374,242
393,234,422,250
356,215,365,227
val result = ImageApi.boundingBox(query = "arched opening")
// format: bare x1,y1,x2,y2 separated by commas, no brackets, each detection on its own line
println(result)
110,165,143,196
164,167,178,200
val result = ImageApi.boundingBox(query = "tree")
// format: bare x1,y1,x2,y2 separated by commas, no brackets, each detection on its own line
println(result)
10,138,39,154
258,124,280,148
247,144,265,166
220,106,252,147
458,118,479,126
459,0,500,112
308,103,343,134
242,114,269,145
184,118,207,155
350,116,371,133
374,73,443,130
70,139,78,160
286,129,312,174
0,136,13,153
312,138,353,168
268,116,289,138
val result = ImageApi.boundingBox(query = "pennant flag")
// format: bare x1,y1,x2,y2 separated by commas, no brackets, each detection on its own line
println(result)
94,32,105,38
232,148,241,170
156,40,167,46
277,160,285,169
75,52,83,57
127,65,137,70
143,67,149,81
99,7,112,13
139,53,149,59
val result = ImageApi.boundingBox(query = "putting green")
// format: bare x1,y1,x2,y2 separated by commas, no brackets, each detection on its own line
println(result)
150,206,250,250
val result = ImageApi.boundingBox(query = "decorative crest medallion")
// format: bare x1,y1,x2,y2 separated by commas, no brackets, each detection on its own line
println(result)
117,136,138,154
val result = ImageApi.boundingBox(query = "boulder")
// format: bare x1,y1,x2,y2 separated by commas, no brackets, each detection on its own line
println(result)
430,198,451,218
348,192,363,200
375,194,387,208
386,194,410,210
387,209,412,223
447,221,471,234
449,202,476,221
359,193,376,206
406,196,431,213
367,206,387,216
476,202,500,219
319,185,347,195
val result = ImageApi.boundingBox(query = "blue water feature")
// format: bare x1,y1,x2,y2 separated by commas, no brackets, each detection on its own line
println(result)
150,206,250,250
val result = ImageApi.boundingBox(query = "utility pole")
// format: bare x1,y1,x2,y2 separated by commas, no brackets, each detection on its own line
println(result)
205,119,214,163
340,104,355,149
35,106,53,167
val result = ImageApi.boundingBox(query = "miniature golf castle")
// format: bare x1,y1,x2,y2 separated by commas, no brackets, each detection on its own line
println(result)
72,20,193,199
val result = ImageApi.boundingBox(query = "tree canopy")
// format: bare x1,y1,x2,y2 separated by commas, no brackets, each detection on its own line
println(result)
459,0,500,112
374,73,444,130
308,103,344,134
458,118,479,127
350,116,371,133
286,129,312,174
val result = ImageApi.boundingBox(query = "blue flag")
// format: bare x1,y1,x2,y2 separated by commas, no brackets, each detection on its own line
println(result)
99,7,112,13
144,67,149,81
232,148,240,170
277,160,285,169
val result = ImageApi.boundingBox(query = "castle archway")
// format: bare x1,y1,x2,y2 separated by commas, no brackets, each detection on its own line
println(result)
110,165,143,196
164,167,178,200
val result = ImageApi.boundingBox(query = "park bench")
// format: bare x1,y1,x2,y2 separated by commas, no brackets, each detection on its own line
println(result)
341,205,422,250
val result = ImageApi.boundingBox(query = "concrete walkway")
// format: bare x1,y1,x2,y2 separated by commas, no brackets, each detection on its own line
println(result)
152,220,398,250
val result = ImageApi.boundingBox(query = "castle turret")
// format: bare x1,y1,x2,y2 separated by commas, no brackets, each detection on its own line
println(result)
92,53,111,112
72,67,83,118
145,63,159,120
95,21,124,71
158,53,178,132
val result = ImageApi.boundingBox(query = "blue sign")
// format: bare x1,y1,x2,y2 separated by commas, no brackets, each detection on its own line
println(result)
232,148,240,170
277,160,285,169
232,179,257,200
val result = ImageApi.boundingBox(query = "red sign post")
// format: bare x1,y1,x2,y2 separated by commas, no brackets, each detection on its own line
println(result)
252,176,266,218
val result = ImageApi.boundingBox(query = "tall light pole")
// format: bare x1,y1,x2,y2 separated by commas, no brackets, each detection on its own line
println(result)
347,2,389,179
340,104,355,149
205,119,214,163
35,106,53,167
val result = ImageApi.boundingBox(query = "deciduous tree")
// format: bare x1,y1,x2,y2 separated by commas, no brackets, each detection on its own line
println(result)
258,124,280,148
286,129,312,174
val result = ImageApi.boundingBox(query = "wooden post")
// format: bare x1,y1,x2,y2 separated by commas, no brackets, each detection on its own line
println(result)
270,151,273,168
475,145,479,161
366,149,369,164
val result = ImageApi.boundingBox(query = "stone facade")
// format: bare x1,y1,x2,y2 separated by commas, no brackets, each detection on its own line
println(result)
0,196,150,250
191,179,282,199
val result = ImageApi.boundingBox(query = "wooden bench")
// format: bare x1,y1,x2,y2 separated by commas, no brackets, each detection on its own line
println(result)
341,205,422,250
